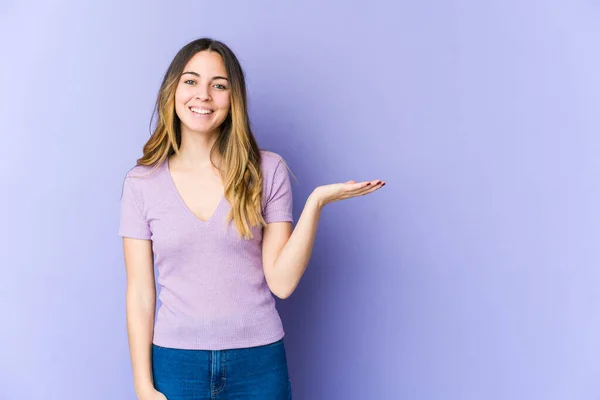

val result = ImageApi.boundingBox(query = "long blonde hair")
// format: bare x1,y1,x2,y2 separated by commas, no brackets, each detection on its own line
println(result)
130,37,294,239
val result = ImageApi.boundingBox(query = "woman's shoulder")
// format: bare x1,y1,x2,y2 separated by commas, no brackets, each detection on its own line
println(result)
124,161,164,179
121,161,165,197
259,149,286,170
258,149,294,190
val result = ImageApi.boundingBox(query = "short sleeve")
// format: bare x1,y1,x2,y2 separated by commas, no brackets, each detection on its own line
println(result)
263,159,293,223
118,177,152,239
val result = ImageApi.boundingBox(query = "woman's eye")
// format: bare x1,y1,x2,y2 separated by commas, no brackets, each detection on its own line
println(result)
183,80,226,89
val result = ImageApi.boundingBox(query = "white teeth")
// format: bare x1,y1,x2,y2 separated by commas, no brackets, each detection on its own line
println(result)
190,107,213,114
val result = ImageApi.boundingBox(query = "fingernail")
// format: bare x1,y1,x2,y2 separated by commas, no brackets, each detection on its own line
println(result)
382,183,385,186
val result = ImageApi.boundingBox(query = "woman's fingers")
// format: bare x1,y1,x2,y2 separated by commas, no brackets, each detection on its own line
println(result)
345,180,385,196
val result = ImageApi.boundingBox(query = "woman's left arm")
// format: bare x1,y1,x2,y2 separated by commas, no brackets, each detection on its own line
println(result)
262,179,385,299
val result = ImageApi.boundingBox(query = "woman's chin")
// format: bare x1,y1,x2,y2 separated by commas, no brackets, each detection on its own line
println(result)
182,123,220,135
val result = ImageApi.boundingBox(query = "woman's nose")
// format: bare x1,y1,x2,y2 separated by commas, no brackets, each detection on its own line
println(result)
194,84,211,100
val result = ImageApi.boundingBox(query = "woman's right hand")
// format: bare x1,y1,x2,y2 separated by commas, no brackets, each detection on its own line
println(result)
138,388,168,400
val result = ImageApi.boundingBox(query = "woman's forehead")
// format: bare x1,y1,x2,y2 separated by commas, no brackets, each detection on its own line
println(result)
184,51,226,74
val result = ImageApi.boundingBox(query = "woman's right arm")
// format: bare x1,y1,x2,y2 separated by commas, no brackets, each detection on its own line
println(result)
122,237,162,399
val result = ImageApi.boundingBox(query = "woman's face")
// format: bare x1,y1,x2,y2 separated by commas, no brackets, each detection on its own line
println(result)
174,50,231,136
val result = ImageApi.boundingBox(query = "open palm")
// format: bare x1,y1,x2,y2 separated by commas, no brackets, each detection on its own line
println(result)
312,179,385,207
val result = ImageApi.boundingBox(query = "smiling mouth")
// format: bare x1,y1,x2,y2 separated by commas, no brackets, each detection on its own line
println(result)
189,106,214,115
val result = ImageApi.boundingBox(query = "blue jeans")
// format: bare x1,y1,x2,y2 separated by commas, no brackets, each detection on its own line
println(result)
151,338,292,400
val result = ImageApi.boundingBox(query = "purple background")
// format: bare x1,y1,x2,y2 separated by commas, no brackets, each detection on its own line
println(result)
2,1,599,399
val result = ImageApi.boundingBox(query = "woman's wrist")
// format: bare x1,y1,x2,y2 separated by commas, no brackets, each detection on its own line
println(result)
135,382,155,397
307,191,326,210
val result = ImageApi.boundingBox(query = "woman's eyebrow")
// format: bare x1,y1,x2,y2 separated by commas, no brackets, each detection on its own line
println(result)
181,71,229,81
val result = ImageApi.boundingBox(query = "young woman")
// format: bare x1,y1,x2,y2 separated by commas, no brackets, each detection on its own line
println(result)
119,37,385,400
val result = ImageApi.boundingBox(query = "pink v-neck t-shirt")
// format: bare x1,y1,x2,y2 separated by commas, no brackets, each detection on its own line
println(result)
118,150,293,350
